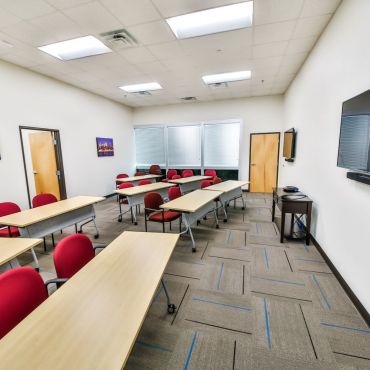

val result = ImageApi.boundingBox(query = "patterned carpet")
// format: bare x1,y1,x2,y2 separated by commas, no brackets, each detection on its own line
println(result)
19,192,370,370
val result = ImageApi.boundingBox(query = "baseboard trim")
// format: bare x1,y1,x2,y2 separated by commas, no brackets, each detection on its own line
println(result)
309,234,370,326
105,193,116,198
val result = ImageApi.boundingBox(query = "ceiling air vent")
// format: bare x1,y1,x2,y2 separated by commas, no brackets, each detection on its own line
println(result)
100,29,138,49
180,96,197,101
133,91,152,96
208,82,228,89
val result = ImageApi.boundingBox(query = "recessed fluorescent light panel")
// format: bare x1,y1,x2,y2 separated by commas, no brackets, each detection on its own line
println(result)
38,36,112,61
202,70,251,85
166,1,253,39
119,82,162,93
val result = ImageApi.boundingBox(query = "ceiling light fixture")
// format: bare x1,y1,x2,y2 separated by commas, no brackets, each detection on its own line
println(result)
38,36,112,61
202,70,251,85
119,82,162,93
166,1,253,39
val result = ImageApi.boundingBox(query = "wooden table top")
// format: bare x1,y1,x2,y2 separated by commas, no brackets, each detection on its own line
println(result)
0,231,179,370
116,182,173,196
168,175,212,184
160,189,222,213
0,196,104,227
116,174,161,182
0,238,43,266
205,180,249,192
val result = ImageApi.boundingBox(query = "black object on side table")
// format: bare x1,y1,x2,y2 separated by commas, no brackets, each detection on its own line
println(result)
272,188,313,245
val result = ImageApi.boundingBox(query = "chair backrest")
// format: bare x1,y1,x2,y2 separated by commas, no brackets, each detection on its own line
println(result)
213,176,222,184
182,170,193,177
149,165,161,175
144,192,163,214
0,202,21,218
168,186,182,201
171,174,181,180
205,169,217,177
118,182,134,190
138,179,152,186
201,180,212,189
32,193,58,208
167,169,177,179
134,171,146,176
53,234,95,279
116,173,129,179
0,267,48,339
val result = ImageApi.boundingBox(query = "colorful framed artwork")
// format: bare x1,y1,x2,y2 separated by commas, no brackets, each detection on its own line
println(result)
96,137,114,157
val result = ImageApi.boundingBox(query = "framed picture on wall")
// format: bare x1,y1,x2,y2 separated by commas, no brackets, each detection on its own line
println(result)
96,137,114,157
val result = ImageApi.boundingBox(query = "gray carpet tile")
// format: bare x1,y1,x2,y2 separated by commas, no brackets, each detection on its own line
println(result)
16,193,368,370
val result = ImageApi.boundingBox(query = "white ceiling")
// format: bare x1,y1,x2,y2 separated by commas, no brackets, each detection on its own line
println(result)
0,0,341,107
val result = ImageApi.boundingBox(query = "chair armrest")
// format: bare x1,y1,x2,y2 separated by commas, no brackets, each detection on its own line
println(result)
45,278,68,289
145,208,164,217
93,245,106,252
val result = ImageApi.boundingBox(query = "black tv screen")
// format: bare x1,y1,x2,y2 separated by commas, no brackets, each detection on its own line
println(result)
337,90,370,173
283,128,296,161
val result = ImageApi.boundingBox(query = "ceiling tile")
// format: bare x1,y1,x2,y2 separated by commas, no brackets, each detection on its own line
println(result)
62,1,122,33
293,14,332,38
252,41,288,58
254,0,304,26
254,20,296,45
151,0,243,18
301,0,341,17
118,46,157,64
127,20,175,45
45,0,92,10
136,60,168,74
2,21,51,46
0,0,55,20
0,7,21,28
286,36,317,54
100,0,161,26
148,41,187,60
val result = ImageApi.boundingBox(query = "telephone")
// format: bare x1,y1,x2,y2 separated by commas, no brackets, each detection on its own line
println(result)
283,186,299,193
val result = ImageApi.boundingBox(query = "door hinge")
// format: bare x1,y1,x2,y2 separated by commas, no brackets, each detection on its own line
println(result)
52,139,57,145
56,170,61,177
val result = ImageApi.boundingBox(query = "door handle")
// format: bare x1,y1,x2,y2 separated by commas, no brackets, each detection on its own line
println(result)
251,163,256,166
33,171,38,175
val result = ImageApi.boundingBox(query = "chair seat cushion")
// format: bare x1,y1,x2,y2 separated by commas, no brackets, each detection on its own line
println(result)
0,227,20,237
119,198,128,205
162,179,169,183
149,210,181,222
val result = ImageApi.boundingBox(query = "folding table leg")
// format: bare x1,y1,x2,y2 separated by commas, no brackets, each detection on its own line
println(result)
30,247,40,272
214,209,220,229
161,279,176,314
241,194,246,210
180,215,196,252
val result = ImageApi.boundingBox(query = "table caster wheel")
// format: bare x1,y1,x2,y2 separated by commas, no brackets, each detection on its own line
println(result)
223,219,227,223
134,222,138,226
192,248,196,253
118,217,122,223
242,207,245,210
94,234,99,239
167,304,176,314
35,267,40,272
216,224,219,229
77,230,82,234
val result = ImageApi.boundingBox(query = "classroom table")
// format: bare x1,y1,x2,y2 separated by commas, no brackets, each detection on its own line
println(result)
161,189,222,252
0,196,104,270
168,175,212,193
116,182,173,224
205,180,248,221
0,231,179,370
116,174,161,185
0,237,43,273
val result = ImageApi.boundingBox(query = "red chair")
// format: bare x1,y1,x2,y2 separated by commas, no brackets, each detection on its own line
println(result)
213,176,222,184
116,173,129,187
201,180,212,189
0,267,48,339
149,165,161,175
182,170,193,177
0,202,21,238
135,171,146,176
144,192,181,233
118,182,134,223
45,234,104,289
171,174,181,180
32,194,58,251
138,179,152,186
168,186,182,201
163,169,177,183
205,169,217,177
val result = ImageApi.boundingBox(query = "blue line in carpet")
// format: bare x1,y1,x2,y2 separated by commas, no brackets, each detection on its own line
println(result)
253,276,305,286
192,297,253,312
263,248,269,269
263,298,271,350
320,322,370,334
183,332,197,370
217,262,224,290
136,340,173,353
312,274,331,310
295,258,326,264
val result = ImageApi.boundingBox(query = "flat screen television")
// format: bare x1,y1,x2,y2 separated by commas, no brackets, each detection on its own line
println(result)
337,90,370,173
283,128,296,162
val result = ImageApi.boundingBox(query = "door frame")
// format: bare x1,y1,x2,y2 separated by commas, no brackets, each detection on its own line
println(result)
248,132,281,192
19,125,67,208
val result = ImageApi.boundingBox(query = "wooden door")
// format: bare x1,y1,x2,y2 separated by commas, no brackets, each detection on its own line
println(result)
249,133,280,193
29,132,60,200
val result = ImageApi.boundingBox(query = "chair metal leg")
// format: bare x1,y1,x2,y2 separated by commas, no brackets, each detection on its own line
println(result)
170,221,172,231
118,202,122,222
43,237,47,252
145,215,148,232
51,233,55,248
75,224,78,233
162,220,165,233
179,216,182,233
161,279,176,314
130,207,134,223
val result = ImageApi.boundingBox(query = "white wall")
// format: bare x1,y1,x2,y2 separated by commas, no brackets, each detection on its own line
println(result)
281,0,370,312
133,95,284,181
0,60,135,209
